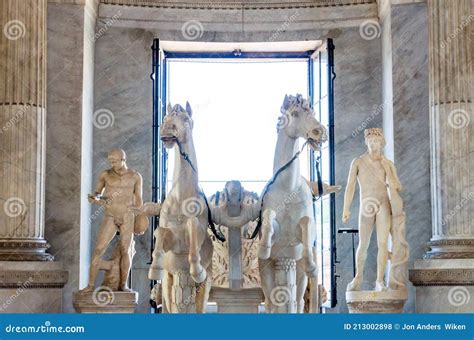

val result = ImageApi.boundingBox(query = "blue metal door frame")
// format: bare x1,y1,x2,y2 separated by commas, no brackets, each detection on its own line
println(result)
308,39,337,308
150,38,337,311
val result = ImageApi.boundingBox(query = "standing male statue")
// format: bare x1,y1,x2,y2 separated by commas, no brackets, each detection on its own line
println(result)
80,148,143,293
342,128,404,292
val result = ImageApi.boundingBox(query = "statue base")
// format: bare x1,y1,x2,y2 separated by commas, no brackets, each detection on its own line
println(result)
0,261,68,313
73,290,138,313
409,259,474,313
346,289,407,313
209,287,264,313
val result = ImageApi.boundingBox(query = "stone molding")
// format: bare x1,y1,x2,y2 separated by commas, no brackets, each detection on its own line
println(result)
424,239,474,259
101,0,375,10
409,268,474,286
0,241,54,261
0,270,68,289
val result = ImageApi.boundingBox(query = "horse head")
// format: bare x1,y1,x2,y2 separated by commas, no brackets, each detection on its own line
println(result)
278,94,327,150
160,102,194,148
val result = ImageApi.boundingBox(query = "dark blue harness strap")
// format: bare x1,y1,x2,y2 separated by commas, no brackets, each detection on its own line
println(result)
175,139,226,242
248,141,310,240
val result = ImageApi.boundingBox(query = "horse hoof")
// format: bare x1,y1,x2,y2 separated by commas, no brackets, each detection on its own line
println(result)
148,267,164,281
258,245,271,259
191,267,207,283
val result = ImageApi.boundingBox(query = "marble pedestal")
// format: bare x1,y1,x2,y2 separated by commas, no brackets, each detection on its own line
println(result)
0,261,68,313
346,289,407,313
409,259,474,313
73,291,138,313
209,287,264,313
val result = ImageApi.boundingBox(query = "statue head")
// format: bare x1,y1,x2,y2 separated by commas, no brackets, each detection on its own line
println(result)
278,94,327,150
108,148,126,171
160,102,194,148
364,128,385,154
224,180,243,205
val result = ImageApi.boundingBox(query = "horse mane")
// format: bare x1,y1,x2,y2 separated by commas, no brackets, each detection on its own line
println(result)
280,94,312,115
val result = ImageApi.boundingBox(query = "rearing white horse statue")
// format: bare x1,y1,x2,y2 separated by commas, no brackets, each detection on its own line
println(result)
145,102,220,313
257,94,330,313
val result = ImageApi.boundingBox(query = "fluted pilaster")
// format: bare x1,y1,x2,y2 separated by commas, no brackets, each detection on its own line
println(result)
427,0,474,258
0,0,52,260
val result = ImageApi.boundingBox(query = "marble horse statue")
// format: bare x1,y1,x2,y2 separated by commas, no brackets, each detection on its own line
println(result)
135,102,222,313
256,94,338,313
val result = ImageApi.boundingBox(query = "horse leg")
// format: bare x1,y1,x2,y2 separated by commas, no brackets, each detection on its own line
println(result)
299,216,318,278
186,217,207,283
149,227,168,280
273,258,297,313
170,270,197,313
257,209,276,260
259,258,275,313
296,260,308,313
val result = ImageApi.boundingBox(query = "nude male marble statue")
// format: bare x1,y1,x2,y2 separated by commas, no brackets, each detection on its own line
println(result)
80,148,143,293
343,128,405,292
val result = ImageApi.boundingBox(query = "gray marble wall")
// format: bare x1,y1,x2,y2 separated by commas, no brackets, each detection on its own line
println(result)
93,25,154,313
390,3,431,313
330,28,384,313
46,2,95,313
331,4,430,313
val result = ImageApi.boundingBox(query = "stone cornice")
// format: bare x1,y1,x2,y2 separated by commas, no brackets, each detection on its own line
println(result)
100,0,375,10
0,270,68,289
409,269,474,286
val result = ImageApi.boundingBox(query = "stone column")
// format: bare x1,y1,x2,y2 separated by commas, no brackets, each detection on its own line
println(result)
0,0,52,261
409,0,474,313
0,0,68,313
426,0,473,259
